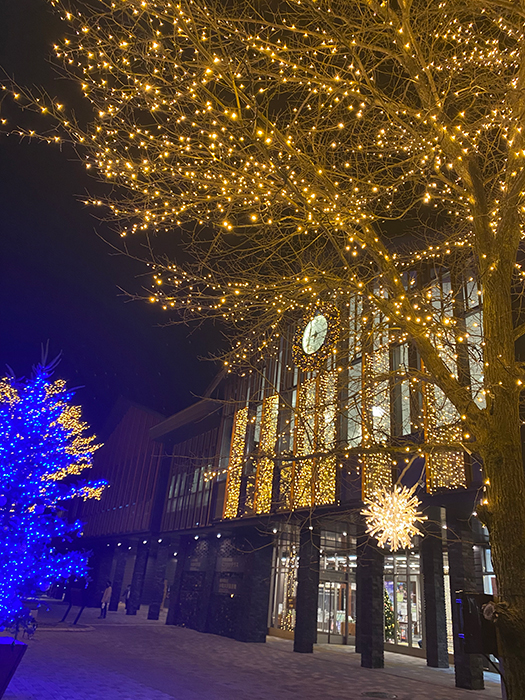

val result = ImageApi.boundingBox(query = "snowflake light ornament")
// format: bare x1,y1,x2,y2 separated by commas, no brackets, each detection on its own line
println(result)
362,485,427,551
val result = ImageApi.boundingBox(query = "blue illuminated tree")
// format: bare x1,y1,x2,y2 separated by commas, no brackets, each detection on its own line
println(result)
0,360,106,627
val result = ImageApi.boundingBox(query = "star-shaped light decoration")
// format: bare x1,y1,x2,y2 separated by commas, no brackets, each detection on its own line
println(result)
362,485,427,551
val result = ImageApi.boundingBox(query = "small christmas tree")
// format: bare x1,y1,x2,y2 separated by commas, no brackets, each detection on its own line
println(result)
384,588,395,642
0,359,106,627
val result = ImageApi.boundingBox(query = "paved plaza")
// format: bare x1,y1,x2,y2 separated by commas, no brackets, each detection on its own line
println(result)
2,601,501,700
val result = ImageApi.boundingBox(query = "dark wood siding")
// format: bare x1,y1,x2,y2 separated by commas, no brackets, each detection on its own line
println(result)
79,404,163,536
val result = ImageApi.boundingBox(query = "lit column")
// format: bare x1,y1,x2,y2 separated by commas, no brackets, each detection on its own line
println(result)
223,407,249,518
254,395,279,514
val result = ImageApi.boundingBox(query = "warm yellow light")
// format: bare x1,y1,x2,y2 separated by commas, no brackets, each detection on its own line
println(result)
362,485,427,551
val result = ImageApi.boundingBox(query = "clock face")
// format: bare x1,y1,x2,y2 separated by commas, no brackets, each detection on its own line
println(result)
292,304,340,370
302,314,328,355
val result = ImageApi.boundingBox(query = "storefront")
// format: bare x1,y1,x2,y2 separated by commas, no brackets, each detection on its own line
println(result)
317,529,356,644
268,526,298,637
384,550,423,653
268,525,357,644
268,522,491,662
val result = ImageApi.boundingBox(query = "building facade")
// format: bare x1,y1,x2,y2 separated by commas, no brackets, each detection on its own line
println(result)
83,265,497,691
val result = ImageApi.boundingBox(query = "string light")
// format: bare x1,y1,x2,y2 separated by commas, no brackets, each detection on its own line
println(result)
424,386,466,492
362,453,393,500
293,376,317,509
0,362,106,626
223,368,339,516
292,304,340,371
21,1,520,537
254,394,279,514
6,0,519,382
314,371,338,505
362,485,427,551
223,406,249,518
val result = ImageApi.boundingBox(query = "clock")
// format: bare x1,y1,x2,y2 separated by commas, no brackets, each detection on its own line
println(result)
302,314,328,355
292,304,340,371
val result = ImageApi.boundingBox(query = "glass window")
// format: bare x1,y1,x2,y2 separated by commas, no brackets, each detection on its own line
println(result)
269,529,299,632
317,529,356,644
391,344,411,436
253,403,263,446
317,581,353,641
347,360,362,447
443,551,454,654
464,276,480,310
481,547,497,594
465,309,485,409
370,324,390,442
384,552,422,649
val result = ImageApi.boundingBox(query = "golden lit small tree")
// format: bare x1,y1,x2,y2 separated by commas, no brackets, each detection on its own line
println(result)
4,0,525,693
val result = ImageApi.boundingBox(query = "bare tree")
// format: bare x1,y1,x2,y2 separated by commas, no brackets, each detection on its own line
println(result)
4,0,525,693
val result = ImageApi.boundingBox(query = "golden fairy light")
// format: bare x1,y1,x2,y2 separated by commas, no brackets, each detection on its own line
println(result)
223,406,249,519
8,2,524,681
254,394,279,514
362,485,427,551
5,0,522,381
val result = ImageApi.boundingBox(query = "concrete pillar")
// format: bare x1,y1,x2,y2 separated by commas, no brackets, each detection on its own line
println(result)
127,540,150,615
167,535,218,631
194,537,219,633
109,543,128,611
166,535,191,626
421,506,449,668
357,533,384,669
148,540,171,620
447,505,484,690
294,525,320,654
235,528,273,643
89,542,114,607
355,555,363,654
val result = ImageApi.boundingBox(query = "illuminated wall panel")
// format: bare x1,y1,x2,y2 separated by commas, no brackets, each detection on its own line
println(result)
293,377,317,509
314,371,338,505
361,322,391,499
223,406,249,519
362,453,392,500
425,419,466,493
254,394,280,514
423,272,468,492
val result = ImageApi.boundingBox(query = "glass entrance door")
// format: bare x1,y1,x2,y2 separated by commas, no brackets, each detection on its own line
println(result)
384,552,423,649
317,580,349,644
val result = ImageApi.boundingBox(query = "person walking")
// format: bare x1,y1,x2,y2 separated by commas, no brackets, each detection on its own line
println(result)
99,581,112,618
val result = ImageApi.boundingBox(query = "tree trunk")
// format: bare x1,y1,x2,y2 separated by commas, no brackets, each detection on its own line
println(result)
479,238,525,699
480,437,525,700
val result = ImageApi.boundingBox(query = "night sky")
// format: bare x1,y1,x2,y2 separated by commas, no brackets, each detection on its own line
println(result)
0,0,221,434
